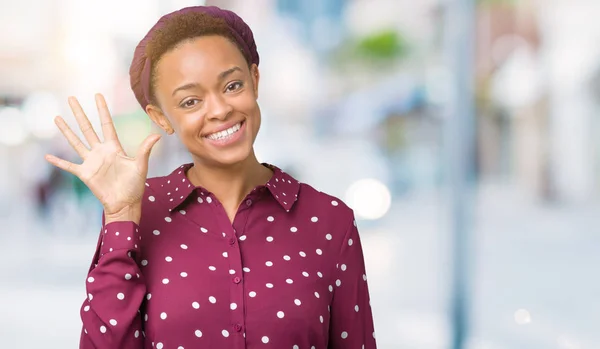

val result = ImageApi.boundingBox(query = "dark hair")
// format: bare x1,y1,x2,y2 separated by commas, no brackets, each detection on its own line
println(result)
144,11,252,105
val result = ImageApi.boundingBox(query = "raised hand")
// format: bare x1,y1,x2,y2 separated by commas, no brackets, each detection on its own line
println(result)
45,94,161,221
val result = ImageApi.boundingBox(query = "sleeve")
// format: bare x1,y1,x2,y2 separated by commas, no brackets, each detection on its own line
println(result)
328,212,377,349
79,215,146,349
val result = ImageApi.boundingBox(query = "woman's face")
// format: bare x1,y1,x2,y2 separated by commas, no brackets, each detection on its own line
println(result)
147,35,261,167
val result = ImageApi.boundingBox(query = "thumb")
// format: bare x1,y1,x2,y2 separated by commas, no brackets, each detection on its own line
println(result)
136,134,161,164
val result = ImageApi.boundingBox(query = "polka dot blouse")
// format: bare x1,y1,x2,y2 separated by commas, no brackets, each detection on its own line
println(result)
79,163,377,348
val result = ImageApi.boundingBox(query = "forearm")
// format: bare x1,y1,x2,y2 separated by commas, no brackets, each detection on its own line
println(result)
80,221,146,349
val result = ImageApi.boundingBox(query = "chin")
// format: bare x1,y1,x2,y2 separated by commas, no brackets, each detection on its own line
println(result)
195,141,255,168
212,149,253,167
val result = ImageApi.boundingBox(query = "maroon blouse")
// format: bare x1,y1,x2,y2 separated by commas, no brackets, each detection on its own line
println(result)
79,163,377,348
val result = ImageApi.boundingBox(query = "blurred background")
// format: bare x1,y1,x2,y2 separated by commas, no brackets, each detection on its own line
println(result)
1,0,599,348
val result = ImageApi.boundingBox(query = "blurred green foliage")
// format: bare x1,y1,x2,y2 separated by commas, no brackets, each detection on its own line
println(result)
355,29,407,60
329,28,409,70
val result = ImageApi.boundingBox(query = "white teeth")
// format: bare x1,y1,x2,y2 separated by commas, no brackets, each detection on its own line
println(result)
207,123,241,140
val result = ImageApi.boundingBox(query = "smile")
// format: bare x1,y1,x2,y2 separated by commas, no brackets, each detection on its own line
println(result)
205,122,243,140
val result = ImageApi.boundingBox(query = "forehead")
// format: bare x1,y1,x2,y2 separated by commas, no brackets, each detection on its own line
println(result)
155,35,248,84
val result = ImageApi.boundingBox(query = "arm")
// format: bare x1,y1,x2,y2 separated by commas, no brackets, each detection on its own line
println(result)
328,213,377,349
43,94,159,348
79,215,146,349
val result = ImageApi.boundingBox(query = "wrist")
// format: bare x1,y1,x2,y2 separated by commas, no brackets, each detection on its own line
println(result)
105,204,142,225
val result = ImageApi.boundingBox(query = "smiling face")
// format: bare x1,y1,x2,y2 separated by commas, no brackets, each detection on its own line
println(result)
146,35,261,168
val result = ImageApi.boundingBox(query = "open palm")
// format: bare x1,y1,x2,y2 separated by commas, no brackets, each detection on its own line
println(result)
45,94,161,216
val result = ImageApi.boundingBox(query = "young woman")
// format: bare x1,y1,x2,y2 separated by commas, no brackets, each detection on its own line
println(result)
46,5,377,349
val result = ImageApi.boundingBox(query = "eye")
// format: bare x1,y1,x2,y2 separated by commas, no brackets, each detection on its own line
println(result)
226,81,243,92
180,99,201,108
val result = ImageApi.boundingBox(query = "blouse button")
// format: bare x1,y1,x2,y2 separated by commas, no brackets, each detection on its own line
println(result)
245,199,252,207
233,276,242,284
233,323,242,332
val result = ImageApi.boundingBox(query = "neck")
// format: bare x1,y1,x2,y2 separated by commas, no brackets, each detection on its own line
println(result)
187,152,273,208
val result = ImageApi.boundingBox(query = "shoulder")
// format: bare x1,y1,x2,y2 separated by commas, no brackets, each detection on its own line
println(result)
138,163,192,216
269,162,355,228
296,181,355,232
142,163,192,197
293,182,360,266
142,175,168,201
144,175,167,192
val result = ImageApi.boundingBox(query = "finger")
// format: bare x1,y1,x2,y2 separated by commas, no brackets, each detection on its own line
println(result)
95,93,120,144
68,96,101,146
136,134,161,164
54,116,89,159
45,154,80,176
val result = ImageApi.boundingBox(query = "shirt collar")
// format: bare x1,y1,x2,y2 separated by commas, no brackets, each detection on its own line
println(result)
261,163,300,211
155,163,300,212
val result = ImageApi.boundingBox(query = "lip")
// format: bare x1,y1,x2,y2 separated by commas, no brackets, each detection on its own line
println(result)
203,120,245,137
203,120,247,147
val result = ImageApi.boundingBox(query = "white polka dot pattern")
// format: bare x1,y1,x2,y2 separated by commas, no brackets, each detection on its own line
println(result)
78,163,376,348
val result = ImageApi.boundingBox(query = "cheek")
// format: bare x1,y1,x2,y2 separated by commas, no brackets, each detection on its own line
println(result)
233,95,260,124
243,98,260,119
248,103,261,132
235,95,255,110
172,113,204,136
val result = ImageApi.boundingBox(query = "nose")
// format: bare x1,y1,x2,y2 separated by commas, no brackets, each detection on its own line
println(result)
206,93,233,121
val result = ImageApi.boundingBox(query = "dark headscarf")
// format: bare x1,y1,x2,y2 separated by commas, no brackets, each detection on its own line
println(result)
129,6,260,111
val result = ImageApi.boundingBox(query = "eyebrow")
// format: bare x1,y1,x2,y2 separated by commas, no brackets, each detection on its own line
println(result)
218,66,242,80
171,83,200,97
171,66,243,97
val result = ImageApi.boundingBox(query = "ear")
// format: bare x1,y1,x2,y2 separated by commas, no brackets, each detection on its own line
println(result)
250,64,260,99
146,104,175,135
